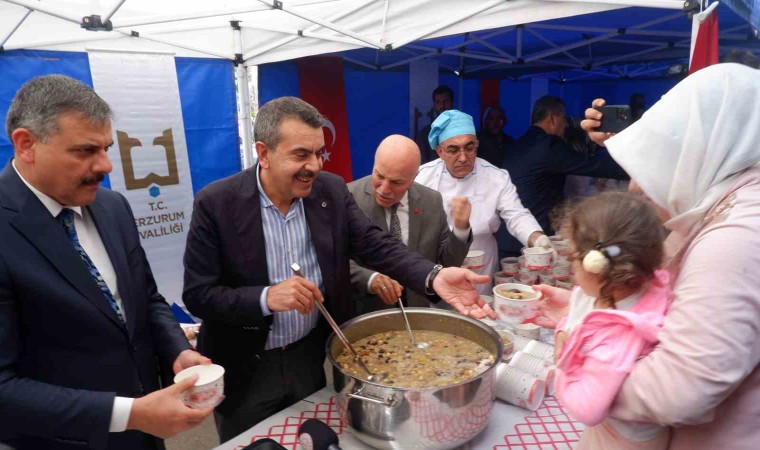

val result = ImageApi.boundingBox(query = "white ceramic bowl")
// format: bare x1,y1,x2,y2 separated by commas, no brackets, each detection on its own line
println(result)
492,283,541,324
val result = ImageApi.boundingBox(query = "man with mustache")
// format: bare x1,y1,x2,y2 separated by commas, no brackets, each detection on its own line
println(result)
183,97,495,442
347,135,472,314
0,75,214,450
416,110,551,294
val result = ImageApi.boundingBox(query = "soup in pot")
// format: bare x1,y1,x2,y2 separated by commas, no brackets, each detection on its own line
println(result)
336,330,494,388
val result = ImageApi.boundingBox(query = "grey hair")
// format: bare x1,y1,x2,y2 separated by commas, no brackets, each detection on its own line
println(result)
5,75,112,142
254,96,324,150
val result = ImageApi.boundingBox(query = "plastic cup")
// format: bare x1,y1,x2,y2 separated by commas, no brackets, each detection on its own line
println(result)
174,364,225,409
493,363,545,411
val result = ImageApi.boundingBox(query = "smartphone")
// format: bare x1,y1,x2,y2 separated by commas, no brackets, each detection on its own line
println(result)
593,105,632,133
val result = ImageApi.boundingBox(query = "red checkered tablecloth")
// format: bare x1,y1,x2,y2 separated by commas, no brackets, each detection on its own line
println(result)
495,398,584,449
234,394,584,450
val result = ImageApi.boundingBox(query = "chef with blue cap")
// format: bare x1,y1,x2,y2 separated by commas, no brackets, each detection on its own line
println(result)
416,110,552,293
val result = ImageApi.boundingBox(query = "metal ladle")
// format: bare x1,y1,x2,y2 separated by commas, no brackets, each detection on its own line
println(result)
291,263,384,383
396,298,430,349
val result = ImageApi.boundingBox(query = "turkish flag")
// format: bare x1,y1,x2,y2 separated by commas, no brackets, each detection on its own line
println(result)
480,79,500,127
689,6,719,75
297,56,353,182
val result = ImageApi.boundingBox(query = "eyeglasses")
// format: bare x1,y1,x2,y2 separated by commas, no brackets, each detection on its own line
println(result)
442,142,478,156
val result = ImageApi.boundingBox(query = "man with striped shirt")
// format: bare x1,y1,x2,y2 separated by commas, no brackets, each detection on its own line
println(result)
183,97,495,443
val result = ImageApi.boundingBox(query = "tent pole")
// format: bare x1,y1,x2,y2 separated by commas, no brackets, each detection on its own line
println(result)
381,49,438,70
3,0,81,25
525,32,618,62
112,0,332,28
113,29,233,59
239,24,374,47
516,26,523,59
3,33,124,51
458,75,464,110
255,0,384,49
344,56,378,70
237,64,255,169
0,7,32,49
243,0,377,60
391,0,503,49
102,0,127,23
233,22,255,169
596,44,669,65
630,11,684,29
444,49,514,65
539,0,683,9
525,28,585,65
468,35,516,61
528,23,692,38
534,58,583,68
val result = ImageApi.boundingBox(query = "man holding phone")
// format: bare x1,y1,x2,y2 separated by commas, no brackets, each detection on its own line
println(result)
502,96,628,238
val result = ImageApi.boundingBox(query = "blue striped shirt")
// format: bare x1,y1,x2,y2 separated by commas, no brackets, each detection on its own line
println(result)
257,169,323,350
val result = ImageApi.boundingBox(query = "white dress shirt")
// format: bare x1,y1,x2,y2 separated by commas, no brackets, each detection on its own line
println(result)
416,157,542,294
13,161,133,433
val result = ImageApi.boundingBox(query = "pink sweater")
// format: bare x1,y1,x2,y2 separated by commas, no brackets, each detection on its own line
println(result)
555,270,671,427
609,169,760,450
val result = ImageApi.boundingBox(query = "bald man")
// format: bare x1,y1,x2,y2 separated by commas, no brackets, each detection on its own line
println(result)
348,135,473,314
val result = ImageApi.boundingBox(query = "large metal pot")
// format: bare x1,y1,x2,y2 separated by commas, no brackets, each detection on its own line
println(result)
327,308,503,450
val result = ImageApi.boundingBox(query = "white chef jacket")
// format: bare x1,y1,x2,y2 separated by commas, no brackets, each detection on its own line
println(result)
416,158,542,293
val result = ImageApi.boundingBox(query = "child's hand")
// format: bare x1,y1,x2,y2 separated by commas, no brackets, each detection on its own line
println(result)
530,284,571,329
554,331,568,362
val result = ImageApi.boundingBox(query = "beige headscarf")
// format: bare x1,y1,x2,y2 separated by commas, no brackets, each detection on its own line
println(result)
606,63,760,237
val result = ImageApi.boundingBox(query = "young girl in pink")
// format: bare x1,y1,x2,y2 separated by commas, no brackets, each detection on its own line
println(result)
554,191,671,450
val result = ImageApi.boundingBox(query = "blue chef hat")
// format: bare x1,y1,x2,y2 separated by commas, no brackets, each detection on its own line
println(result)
428,110,477,150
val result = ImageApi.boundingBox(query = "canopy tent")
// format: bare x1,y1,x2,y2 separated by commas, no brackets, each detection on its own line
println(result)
1,0,757,169
1,0,756,71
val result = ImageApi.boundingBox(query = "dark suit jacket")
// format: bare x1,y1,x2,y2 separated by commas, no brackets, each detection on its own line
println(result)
182,167,436,414
347,176,471,312
504,126,629,235
0,163,190,450
477,129,514,167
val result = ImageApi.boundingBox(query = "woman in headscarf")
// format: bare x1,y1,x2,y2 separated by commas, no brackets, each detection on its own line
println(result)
533,63,760,449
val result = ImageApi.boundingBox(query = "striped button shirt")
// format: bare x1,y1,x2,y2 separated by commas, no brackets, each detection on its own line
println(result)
257,170,323,350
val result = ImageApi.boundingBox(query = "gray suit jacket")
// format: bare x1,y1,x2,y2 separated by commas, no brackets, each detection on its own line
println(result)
347,175,471,313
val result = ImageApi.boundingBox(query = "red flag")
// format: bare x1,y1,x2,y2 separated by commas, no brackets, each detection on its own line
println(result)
297,56,353,182
480,79,500,127
689,5,719,75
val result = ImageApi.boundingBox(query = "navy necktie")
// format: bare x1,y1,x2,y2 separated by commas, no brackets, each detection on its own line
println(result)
57,208,126,325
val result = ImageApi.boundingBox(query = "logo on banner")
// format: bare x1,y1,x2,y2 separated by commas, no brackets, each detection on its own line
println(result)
116,128,180,193
321,119,336,162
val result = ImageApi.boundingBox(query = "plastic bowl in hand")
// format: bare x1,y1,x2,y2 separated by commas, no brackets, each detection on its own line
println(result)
492,283,541,324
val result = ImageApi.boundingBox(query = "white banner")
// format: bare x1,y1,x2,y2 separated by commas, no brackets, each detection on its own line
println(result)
409,60,439,137
89,51,194,313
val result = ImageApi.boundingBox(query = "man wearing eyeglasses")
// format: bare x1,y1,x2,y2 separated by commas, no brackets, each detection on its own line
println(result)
416,110,552,294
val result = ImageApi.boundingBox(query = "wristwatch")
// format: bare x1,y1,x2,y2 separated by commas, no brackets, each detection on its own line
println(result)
425,264,444,295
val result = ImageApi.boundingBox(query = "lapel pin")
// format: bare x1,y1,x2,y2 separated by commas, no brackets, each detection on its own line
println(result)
321,201,327,208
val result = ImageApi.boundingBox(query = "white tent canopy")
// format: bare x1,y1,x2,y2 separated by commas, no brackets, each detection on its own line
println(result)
2,0,706,167
1,0,685,67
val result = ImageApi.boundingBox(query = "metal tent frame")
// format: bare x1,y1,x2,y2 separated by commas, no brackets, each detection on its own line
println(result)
1,0,757,165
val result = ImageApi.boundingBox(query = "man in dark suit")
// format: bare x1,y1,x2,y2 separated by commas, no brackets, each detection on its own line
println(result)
414,85,454,164
348,134,472,314
183,97,494,443
503,96,628,236
0,75,213,450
